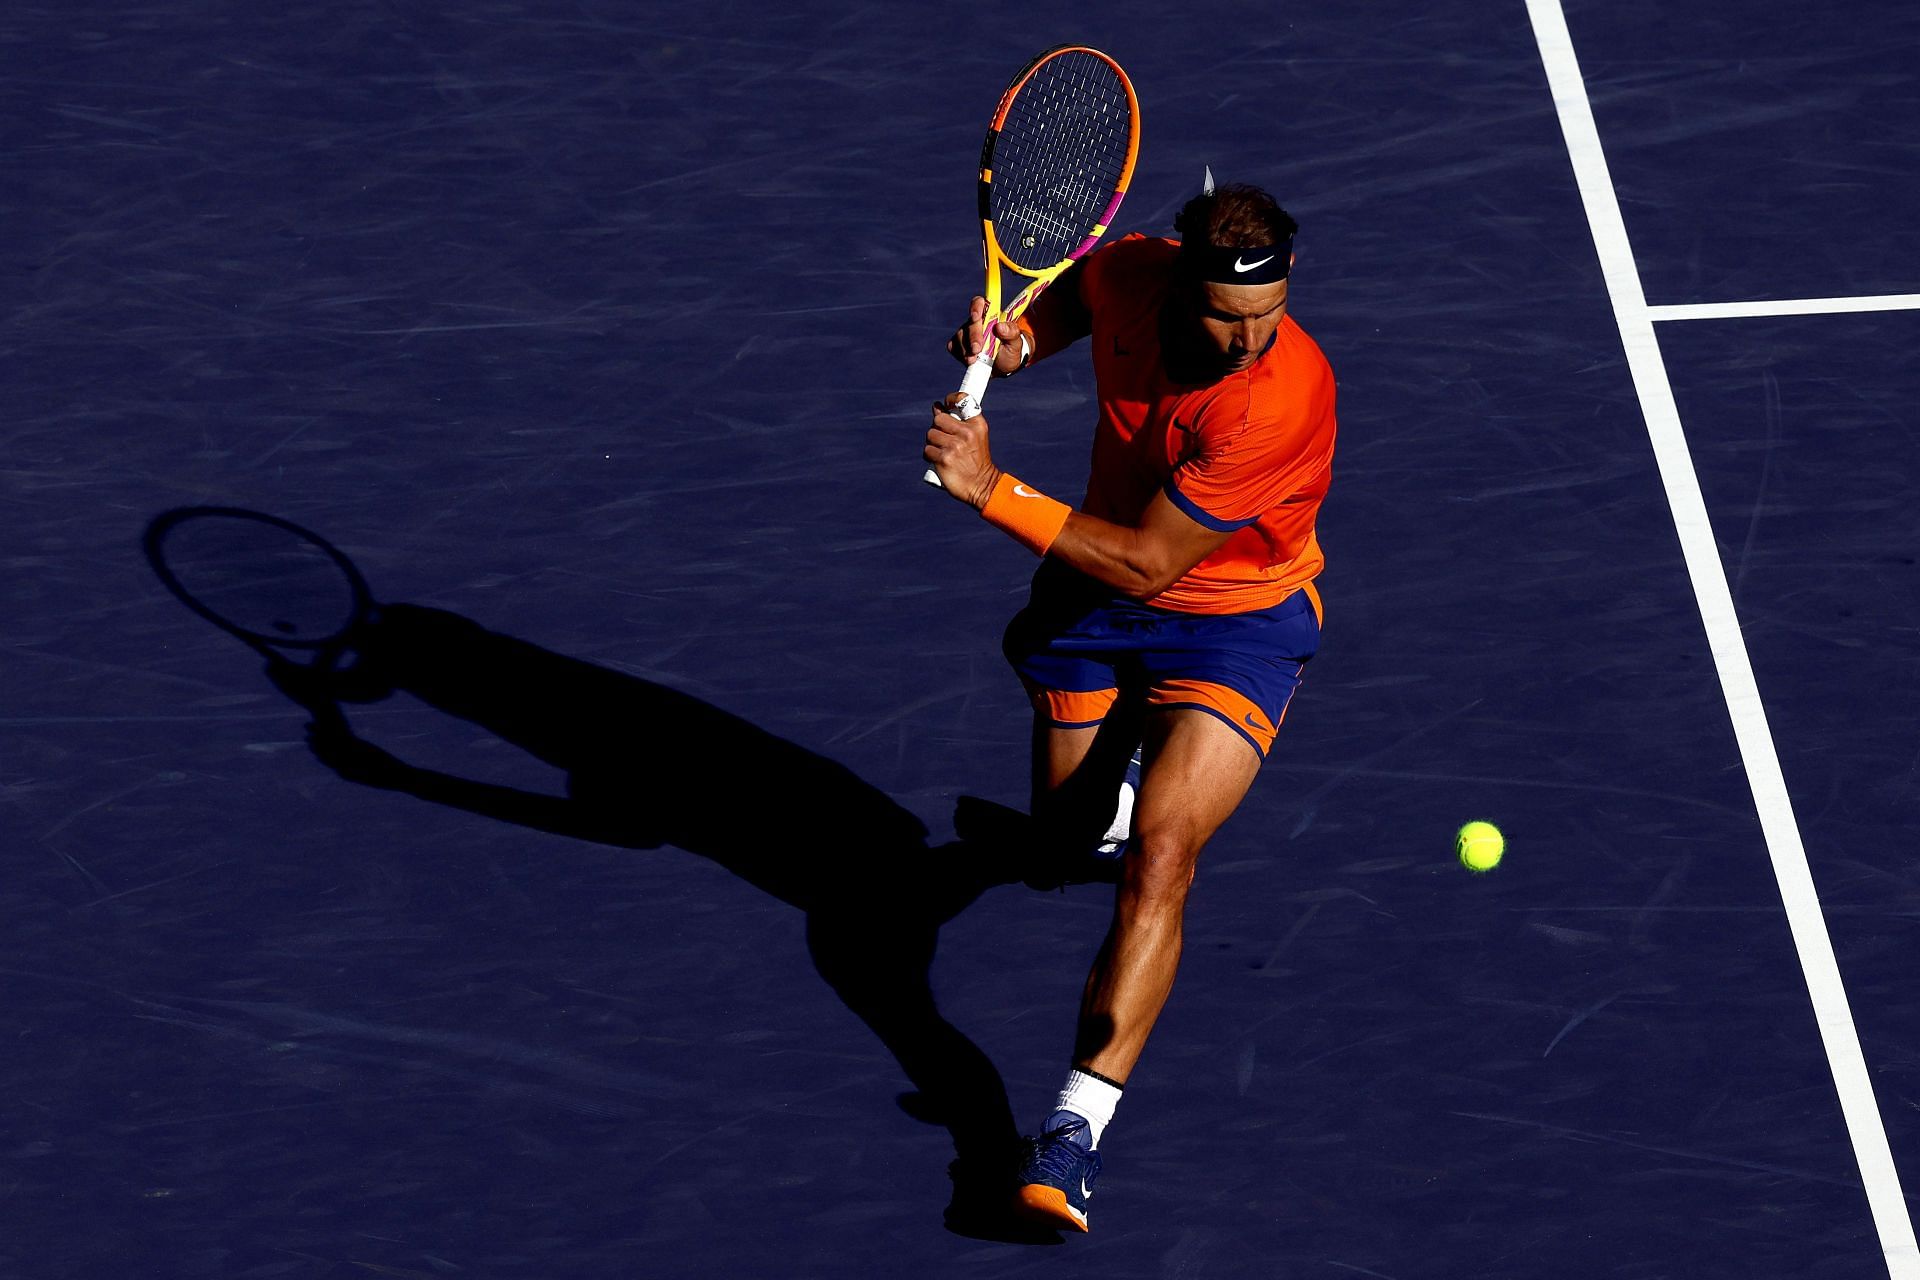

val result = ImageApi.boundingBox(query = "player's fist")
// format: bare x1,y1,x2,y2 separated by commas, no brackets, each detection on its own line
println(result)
925,396,1001,509
947,297,1027,378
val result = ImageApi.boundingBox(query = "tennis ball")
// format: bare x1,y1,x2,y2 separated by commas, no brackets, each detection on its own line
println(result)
1456,821,1504,873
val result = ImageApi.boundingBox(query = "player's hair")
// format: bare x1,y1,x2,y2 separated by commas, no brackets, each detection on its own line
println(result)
1173,183,1297,249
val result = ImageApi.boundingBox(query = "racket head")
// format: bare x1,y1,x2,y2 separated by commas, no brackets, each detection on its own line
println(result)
978,45,1140,294
145,507,375,657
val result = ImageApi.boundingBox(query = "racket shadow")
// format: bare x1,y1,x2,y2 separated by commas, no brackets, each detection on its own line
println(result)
144,514,1061,1242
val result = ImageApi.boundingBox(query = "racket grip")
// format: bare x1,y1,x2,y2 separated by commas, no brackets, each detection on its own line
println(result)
954,355,993,418
924,357,996,488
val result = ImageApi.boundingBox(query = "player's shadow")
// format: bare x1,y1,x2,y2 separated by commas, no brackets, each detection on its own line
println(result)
243,593,1060,1242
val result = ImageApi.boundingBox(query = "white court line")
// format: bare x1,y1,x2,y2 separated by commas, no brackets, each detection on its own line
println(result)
1524,3,1920,1276
1652,294,1920,322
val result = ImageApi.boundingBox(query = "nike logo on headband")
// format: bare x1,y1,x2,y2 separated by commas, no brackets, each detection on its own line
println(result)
1233,253,1276,273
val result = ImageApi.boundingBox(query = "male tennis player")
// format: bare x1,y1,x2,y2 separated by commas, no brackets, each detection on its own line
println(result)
925,183,1335,1232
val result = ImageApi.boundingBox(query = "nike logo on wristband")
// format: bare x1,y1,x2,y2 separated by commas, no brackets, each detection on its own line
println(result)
1013,485,1042,498
1233,253,1276,273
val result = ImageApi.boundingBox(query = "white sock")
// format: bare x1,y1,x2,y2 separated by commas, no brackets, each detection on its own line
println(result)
1047,1068,1124,1147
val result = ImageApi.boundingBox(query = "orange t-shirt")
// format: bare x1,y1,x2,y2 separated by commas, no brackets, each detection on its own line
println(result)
1026,234,1336,615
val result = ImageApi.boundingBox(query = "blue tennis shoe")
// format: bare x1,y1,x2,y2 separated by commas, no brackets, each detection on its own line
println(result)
1013,1113,1101,1232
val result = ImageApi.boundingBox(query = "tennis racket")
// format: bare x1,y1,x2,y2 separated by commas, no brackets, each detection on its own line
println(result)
925,44,1141,487
145,506,376,675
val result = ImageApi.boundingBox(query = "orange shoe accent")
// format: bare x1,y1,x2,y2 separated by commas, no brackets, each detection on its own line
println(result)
1015,1184,1089,1232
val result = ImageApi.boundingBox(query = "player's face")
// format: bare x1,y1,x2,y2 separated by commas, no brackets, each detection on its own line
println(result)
1188,278,1290,373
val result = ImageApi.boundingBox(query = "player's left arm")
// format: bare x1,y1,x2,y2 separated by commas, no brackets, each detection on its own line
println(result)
924,404,1230,600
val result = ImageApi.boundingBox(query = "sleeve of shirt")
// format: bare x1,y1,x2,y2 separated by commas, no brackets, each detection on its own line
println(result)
1164,381,1336,532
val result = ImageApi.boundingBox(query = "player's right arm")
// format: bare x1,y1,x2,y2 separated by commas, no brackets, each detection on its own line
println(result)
924,398,1232,596
947,259,1095,377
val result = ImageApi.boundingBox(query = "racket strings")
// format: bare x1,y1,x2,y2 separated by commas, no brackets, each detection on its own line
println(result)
991,51,1133,270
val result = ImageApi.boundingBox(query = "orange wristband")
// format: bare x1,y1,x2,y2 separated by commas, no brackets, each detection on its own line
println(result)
980,472,1072,556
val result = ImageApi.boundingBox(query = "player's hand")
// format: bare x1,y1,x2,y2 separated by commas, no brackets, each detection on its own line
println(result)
925,395,1002,508
306,713,410,788
947,297,1027,378
264,654,333,711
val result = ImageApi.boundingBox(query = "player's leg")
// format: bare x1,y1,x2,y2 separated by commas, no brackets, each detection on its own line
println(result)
1071,596,1316,1083
1013,586,1319,1231
1013,707,1261,1231
1001,575,1144,874
1071,707,1263,1080
1028,694,1145,862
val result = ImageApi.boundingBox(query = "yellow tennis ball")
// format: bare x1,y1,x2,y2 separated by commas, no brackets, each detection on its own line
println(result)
1456,821,1504,872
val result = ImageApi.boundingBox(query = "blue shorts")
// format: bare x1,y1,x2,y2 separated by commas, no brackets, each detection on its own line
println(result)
1002,564,1322,757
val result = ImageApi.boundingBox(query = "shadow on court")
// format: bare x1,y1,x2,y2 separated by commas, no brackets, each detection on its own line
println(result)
141,511,1065,1244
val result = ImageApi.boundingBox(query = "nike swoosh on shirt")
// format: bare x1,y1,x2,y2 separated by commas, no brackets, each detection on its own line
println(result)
1233,253,1276,273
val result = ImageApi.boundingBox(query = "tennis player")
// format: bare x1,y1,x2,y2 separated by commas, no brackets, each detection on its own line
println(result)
925,183,1336,1232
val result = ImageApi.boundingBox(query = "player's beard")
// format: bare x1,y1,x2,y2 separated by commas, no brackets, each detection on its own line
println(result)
1158,298,1237,385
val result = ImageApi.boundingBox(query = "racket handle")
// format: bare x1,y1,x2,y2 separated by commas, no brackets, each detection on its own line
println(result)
954,354,993,416
924,358,996,488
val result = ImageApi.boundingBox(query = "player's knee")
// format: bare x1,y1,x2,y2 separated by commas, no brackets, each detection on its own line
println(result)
1123,828,1201,903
